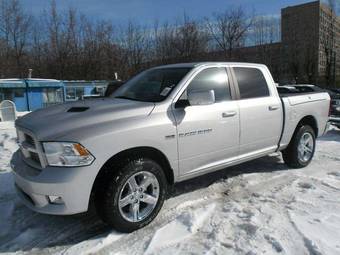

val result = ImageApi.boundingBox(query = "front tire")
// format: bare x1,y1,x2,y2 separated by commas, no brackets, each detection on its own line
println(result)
95,156,167,233
282,125,316,168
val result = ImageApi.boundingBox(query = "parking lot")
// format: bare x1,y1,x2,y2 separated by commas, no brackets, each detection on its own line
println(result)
1,122,340,255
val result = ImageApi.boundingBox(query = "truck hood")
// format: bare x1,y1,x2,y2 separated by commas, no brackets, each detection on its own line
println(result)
15,98,155,140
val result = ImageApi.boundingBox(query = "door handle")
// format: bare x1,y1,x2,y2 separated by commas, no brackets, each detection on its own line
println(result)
222,111,237,118
269,105,279,111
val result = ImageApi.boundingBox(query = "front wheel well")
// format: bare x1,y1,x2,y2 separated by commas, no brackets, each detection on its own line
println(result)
91,147,174,200
296,115,318,137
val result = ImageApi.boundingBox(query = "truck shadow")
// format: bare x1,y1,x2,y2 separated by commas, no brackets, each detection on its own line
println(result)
171,153,289,197
0,154,293,253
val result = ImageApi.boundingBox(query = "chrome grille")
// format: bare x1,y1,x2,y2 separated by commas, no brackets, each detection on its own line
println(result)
25,134,35,147
29,152,40,164
17,128,44,169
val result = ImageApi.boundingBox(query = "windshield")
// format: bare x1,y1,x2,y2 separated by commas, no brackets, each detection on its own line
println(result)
112,67,192,102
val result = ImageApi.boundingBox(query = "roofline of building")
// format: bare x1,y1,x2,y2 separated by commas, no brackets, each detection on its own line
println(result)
282,0,320,11
61,80,110,82
0,78,61,82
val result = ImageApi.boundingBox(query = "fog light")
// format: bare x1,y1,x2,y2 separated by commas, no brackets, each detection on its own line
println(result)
48,195,64,204
336,106,340,112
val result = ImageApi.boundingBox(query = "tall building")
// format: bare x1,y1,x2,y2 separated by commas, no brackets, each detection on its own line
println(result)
281,1,340,85
202,1,339,86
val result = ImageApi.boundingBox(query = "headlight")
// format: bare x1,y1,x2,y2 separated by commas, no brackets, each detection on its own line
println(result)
42,142,95,167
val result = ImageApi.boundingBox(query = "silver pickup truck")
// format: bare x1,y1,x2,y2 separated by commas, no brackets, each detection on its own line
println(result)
11,62,330,232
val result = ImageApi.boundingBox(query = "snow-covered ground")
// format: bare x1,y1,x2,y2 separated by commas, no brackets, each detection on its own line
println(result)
0,121,340,255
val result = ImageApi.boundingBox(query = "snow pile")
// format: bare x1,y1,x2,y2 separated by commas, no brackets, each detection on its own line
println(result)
0,124,340,255
0,122,18,247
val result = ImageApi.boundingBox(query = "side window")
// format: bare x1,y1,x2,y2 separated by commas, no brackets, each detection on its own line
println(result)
233,67,270,99
183,67,231,102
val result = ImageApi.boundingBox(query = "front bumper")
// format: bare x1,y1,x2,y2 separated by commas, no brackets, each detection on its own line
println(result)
10,150,95,215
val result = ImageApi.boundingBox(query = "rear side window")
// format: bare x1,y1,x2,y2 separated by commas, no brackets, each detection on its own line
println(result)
185,67,231,102
234,67,270,99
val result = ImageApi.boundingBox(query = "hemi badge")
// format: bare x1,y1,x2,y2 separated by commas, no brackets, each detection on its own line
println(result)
165,135,175,139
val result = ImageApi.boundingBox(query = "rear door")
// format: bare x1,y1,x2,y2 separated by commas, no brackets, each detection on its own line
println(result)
172,66,240,176
231,66,283,155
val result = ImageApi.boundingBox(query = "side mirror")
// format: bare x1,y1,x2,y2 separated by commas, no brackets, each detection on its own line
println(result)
188,90,215,106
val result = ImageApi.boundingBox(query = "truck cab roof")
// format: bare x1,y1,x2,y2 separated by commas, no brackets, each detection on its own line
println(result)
153,62,267,69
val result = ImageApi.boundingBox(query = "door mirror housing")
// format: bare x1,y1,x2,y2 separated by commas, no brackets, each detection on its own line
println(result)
187,90,215,106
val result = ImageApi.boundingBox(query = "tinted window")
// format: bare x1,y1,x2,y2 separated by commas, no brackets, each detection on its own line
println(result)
234,67,270,99
185,67,230,102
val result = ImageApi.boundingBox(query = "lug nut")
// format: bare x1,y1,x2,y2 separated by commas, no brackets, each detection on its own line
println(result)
140,195,143,199
134,199,138,203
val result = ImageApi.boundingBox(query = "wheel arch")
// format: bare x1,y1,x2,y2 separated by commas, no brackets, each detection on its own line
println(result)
90,146,174,201
296,115,318,137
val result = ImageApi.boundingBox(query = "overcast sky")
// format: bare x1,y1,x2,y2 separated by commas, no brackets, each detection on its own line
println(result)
21,0,317,25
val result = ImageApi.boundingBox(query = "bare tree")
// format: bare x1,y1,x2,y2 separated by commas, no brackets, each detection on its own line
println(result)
30,17,46,76
153,20,176,64
170,15,208,61
252,15,281,74
0,0,31,76
119,21,151,76
253,16,280,46
206,6,253,59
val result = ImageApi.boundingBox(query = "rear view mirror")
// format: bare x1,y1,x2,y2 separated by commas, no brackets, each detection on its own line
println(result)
188,90,215,106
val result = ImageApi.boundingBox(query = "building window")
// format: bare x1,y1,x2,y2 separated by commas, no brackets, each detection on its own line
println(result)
66,87,84,101
0,89,14,101
95,86,106,96
14,89,25,97
42,88,64,107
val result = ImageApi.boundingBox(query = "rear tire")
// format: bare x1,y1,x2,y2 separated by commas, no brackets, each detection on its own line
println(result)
95,156,167,233
282,125,316,168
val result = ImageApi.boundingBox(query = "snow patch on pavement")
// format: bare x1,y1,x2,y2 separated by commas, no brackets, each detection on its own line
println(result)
145,203,216,254
62,231,124,255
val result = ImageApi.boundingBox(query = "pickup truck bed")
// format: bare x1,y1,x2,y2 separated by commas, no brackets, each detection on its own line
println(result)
278,90,330,150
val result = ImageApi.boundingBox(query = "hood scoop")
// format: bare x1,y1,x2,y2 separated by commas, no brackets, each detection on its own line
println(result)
67,107,89,112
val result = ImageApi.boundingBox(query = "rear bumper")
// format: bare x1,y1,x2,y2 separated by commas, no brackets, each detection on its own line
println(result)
10,150,95,215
